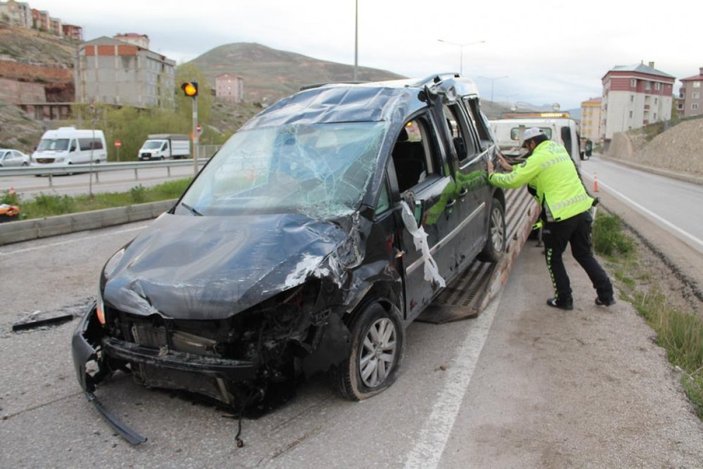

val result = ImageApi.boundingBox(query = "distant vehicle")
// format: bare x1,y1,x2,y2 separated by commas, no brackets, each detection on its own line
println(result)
31,127,107,166
0,149,30,167
138,134,190,160
489,114,581,166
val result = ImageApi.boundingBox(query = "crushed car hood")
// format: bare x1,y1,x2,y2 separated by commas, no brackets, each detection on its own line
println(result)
103,213,350,320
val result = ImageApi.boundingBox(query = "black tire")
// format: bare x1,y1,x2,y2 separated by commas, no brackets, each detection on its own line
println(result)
477,196,506,263
334,302,404,401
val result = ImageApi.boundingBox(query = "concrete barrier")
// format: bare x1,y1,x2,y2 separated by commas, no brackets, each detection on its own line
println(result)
0,199,176,246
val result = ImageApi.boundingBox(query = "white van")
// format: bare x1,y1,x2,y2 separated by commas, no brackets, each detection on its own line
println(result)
489,117,581,167
32,127,107,166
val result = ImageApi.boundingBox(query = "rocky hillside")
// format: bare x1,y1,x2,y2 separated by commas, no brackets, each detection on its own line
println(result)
0,98,45,151
606,118,703,178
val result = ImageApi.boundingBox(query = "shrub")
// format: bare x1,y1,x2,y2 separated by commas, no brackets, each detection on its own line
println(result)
593,213,634,257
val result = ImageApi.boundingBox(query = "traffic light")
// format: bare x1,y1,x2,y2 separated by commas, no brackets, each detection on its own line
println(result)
181,81,198,97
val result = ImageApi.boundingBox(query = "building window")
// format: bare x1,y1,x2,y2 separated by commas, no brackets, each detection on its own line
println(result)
693,92,701,99
654,98,658,105
630,79,637,87
654,82,661,91
629,111,633,118
653,113,657,120
693,81,701,88
693,103,700,111
630,95,634,102
645,82,651,90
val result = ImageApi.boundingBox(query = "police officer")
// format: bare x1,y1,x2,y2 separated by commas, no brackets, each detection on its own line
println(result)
486,127,614,310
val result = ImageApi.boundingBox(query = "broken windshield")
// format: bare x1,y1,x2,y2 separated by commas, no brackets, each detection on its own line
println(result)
179,122,386,219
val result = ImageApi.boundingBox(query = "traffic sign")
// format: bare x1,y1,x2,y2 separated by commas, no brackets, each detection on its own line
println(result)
196,124,202,135
114,139,122,148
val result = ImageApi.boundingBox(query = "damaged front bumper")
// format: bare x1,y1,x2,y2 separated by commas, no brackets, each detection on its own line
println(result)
71,303,259,445
72,303,260,395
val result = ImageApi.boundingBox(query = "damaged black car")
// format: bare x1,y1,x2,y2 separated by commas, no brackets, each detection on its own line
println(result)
72,74,506,439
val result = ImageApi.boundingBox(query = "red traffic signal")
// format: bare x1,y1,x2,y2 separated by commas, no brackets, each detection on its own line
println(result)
181,81,198,97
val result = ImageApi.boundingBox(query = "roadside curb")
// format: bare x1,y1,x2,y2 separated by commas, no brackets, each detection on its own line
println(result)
0,199,176,246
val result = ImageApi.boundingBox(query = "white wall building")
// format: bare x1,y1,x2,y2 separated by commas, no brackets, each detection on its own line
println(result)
600,62,675,142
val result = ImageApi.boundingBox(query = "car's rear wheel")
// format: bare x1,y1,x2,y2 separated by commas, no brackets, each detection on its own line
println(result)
334,302,404,400
477,196,506,263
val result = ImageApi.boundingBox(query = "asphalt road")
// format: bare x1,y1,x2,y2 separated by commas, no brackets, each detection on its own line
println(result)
2,213,703,467
580,155,703,253
580,155,703,297
0,162,198,200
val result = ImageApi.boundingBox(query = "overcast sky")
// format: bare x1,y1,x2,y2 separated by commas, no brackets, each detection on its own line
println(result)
30,0,703,109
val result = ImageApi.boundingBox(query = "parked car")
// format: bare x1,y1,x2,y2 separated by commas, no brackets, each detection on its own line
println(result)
0,149,30,167
72,74,506,433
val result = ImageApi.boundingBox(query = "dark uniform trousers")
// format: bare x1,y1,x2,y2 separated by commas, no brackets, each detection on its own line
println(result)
541,210,613,303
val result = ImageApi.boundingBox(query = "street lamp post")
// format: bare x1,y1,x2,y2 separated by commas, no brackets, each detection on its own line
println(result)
437,39,485,75
479,75,509,102
353,0,358,81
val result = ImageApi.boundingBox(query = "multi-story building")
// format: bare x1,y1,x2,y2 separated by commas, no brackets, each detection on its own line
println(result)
75,36,176,109
0,0,31,28
679,67,703,118
600,61,675,142
48,15,61,37
579,97,602,142
215,73,244,103
62,24,83,41
114,33,150,50
30,8,48,31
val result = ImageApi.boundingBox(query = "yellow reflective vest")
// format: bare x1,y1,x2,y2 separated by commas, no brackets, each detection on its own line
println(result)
488,140,593,222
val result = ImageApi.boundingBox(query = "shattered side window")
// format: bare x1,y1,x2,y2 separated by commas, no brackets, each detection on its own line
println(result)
179,122,386,218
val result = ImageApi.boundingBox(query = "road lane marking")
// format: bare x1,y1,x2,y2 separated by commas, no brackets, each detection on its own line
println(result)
581,174,703,253
403,296,500,469
0,225,146,256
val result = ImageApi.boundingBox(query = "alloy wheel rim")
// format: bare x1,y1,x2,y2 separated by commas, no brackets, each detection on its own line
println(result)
359,318,397,388
490,207,505,251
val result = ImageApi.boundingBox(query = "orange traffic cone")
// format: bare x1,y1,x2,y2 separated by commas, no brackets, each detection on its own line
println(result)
593,174,599,193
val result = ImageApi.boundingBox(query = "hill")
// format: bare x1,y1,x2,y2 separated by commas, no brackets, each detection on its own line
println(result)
607,117,703,178
188,42,405,103
0,23,76,68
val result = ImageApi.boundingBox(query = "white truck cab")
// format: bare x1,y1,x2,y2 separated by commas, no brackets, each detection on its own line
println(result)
490,114,581,167
32,127,107,166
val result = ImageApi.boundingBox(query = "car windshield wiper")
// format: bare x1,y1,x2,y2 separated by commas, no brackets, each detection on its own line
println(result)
180,202,203,216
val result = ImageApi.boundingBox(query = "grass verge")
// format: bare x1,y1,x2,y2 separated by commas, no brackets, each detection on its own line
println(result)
593,212,703,419
3,178,192,220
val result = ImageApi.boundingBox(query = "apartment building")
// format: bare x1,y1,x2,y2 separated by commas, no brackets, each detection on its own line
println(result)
579,97,602,142
600,61,675,141
114,33,150,50
679,67,703,118
62,24,83,41
215,73,244,103
0,0,31,27
75,36,175,109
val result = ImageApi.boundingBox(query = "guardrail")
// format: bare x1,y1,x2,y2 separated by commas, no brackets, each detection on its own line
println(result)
0,158,209,188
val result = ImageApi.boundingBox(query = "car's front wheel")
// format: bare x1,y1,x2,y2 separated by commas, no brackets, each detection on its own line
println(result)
334,302,404,400
477,196,506,263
